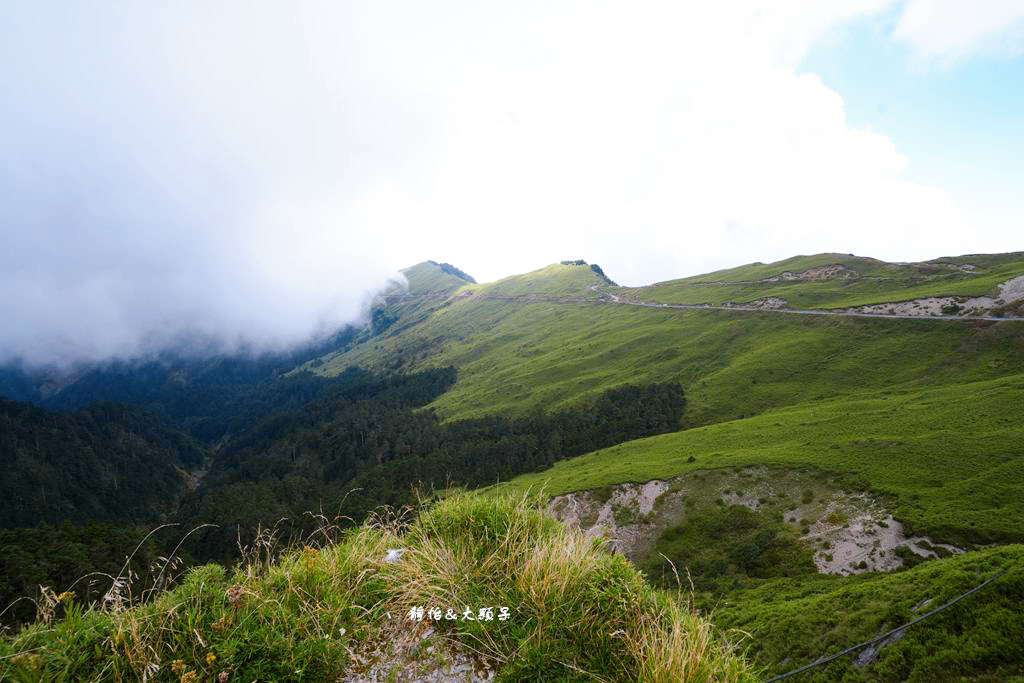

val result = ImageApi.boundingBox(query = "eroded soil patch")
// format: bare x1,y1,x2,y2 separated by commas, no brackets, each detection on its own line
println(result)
848,274,1024,318
548,466,962,578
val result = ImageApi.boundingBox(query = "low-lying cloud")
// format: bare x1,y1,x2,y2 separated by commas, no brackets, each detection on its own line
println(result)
1,3,412,366
2,2,1021,366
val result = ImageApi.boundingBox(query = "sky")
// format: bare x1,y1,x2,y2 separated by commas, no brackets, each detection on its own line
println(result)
1,1,1023,365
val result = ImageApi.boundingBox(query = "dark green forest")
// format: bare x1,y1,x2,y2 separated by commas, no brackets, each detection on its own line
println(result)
183,375,683,561
0,398,202,527
0,364,685,627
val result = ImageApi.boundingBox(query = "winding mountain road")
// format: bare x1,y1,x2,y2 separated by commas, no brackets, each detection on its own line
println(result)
464,284,1023,322
385,284,1022,322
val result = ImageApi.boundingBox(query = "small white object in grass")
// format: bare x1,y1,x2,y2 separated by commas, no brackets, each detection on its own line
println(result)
384,548,405,563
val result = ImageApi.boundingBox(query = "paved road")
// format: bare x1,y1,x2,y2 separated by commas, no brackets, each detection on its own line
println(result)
386,285,1021,322
469,285,1023,322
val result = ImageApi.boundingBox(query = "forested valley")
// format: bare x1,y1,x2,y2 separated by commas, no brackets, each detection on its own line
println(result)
0,361,684,626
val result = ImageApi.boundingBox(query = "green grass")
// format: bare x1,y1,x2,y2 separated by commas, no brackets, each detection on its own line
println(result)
292,254,1024,681
640,502,816,592
467,262,607,297
313,253,1024,426
619,252,1024,310
497,373,1024,546
714,544,1024,681
658,254,902,284
317,293,1024,425
0,495,754,682
397,261,473,295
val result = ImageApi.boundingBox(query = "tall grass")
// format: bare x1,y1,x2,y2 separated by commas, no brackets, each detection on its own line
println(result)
0,494,753,682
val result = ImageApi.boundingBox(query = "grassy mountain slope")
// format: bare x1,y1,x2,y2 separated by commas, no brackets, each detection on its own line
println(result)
398,260,475,295
310,255,1024,546
8,253,1022,680
0,495,753,682
660,254,898,283
498,373,1024,545
367,260,480,345
717,543,1024,681
469,262,608,296
314,287,1024,424
618,252,1024,310
305,253,1024,680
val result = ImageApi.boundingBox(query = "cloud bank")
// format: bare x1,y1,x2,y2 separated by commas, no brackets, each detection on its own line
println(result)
1,1,1021,365
1,3,411,365
894,0,1024,62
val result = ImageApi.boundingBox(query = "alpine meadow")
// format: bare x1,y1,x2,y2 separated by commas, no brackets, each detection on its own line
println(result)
5,3,1024,681
3,255,1024,681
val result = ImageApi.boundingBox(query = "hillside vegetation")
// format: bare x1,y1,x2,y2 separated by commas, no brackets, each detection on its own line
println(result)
0,398,202,527
5,254,1024,681
180,367,683,564
0,495,753,682
397,260,476,295
620,252,1024,310
715,544,1024,681
0,362,685,629
314,262,1024,424
468,262,608,297
500,373,1024,545
302,256,1024,680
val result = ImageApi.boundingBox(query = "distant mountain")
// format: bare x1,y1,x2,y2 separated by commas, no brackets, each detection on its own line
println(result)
560,259,618,285
0,365,41,403
0,326,366,442
7,252,1023,418
3,251,1024,681
471,261,611,296
398,260,476,294
434,261,477,284
624,251,1024,312
311,252,1024,420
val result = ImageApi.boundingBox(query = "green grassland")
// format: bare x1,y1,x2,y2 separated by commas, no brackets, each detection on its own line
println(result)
7,255,1024,681
657,254,905,283
303,256,1024,680
617,252,1024,310
626,481,1024,680
372,262,607,349
717,544,1024,681
646,252,1024,284
497,373,1024,545
397,260,474,295
466,262,607,297
316,288,1024,425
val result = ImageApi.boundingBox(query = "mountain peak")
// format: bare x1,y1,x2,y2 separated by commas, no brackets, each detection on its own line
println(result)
399,261,476,294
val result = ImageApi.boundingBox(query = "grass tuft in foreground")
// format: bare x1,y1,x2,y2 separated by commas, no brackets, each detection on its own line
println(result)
1,494,753,682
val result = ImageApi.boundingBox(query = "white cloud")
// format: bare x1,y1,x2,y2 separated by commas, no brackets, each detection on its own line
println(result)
1,1,1014,364
893,0,1024,62
350,2,975,284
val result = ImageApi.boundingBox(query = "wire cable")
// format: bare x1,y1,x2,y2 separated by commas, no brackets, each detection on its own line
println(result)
764,564,1013,681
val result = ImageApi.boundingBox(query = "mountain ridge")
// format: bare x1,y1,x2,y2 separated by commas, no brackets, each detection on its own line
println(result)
2,250,1024,681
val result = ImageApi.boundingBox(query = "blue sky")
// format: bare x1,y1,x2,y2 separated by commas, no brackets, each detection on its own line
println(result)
800,12,1024,246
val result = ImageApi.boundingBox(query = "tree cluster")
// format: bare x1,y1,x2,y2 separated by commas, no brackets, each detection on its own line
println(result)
0,398,201,528
180,376,683,561
0,363,684,625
